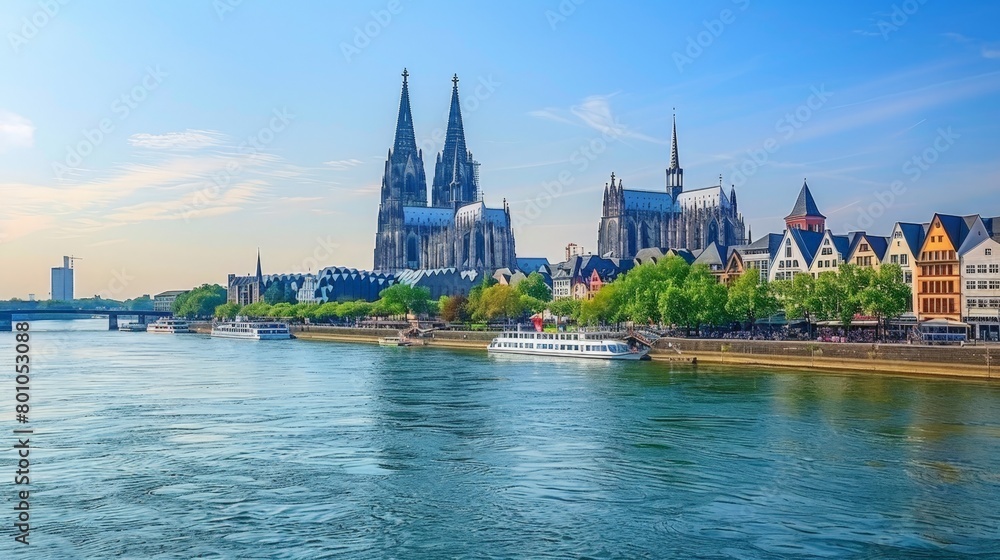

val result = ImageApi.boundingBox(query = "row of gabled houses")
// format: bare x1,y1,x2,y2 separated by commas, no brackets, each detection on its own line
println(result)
528,181,999,341
696,182,999,341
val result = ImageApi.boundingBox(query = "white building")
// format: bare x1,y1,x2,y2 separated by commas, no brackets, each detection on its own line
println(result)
807,231,853,277
959,217,1000,341
769,229,823,282
884,222,926,315
296,274,320,304
153,290,188,312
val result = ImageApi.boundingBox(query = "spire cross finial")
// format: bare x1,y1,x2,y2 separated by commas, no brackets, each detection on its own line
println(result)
402,68,409,83
611,171,616,184
452,74,459,89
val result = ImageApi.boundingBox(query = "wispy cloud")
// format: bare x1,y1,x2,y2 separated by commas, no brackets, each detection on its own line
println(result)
323,158,364,170
128,129,226,150
528,94,666,144
0,111,35,151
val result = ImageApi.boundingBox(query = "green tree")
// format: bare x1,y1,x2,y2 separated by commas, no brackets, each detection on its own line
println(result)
378,284,431,315
214,302,240,319
615,256,690,324
313,302,341,322
725,270,778,329
515,273,552,302
124,295,154,311
685,265,730,330
659,284,695,333
835,264,870,329
439,295,470,322
859,263,911,339
173,284,227,318
774,273,820,335
478,284,525,322
578,283,621,325
519,295,546,315
548,297,581,322
813,271,842,321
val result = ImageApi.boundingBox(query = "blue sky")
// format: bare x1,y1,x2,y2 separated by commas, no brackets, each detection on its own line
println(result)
1,0,999,299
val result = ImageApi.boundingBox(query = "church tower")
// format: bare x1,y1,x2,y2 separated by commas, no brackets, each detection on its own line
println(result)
784,179,826,232
375,69,428,272
432,74,479,208
666,112,683,200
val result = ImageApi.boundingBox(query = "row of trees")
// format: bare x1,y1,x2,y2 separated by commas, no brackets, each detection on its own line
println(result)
179,259,910,336
550,256,910,335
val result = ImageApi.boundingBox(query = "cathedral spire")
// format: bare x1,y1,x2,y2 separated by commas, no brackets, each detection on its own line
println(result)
255,248,262,282
666,110,683,194
670,110,680,169
443,74,467,166
432,73,476,207
393,68,418,155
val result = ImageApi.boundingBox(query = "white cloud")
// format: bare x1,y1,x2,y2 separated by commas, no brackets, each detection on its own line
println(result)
323,158,364,170
527,95,666,145
981,45,1000,59
0,111,35,151
128,129,226,150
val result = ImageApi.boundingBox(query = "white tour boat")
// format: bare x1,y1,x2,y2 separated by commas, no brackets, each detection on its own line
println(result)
488,329,649,360
147,318,193,334
211,320,291,340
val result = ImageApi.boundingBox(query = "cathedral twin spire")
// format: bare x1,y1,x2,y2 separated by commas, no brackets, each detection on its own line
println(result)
382,69,478,210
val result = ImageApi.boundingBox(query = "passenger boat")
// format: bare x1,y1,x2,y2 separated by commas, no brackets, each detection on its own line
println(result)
211,320,291,340
119,322,148,332
487,328,649,360
378,335,413,347
147,318,193,334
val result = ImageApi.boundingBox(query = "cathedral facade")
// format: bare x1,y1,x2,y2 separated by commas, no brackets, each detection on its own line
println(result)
597,117,746,259
374,70,517,274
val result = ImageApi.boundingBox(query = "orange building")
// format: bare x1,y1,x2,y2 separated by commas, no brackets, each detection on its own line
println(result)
915,214,973,321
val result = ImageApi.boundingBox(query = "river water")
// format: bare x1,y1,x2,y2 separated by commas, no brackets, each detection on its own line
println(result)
2,319,999,559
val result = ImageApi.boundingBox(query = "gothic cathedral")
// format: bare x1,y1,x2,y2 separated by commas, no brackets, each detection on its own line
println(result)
597,116,746,259
373,70,517,273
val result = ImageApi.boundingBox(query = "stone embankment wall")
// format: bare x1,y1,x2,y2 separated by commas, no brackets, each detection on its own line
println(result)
191,323,997,379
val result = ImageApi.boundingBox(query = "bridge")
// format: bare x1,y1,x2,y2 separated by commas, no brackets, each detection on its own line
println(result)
0,309,174,331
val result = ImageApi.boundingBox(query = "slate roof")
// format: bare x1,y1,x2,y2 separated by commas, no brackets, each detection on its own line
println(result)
622,189,676,213
403,206,453,227
455,201,509,226
789,228,825,266
896,222,926,256
868,236,890,261
736,233,784,260
516,257,550,274
934,214,973,250
785,180,825,219
692,242,727,267
830,234,852,259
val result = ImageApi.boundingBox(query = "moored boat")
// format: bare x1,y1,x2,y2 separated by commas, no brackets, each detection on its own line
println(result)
211,319,291,340
488,328,649,360
148,318,193,334
119,322,148,332
378,335,414,347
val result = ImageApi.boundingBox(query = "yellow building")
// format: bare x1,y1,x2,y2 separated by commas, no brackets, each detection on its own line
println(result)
847,233,890,270
915,214,974,322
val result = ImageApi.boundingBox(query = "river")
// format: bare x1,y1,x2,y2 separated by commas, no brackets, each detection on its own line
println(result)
2,319,999,558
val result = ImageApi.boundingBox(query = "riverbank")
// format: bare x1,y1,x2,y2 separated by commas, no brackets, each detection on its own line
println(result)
191,323,996,379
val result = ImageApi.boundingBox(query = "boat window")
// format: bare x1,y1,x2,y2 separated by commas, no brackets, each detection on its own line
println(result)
600,345,608,352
